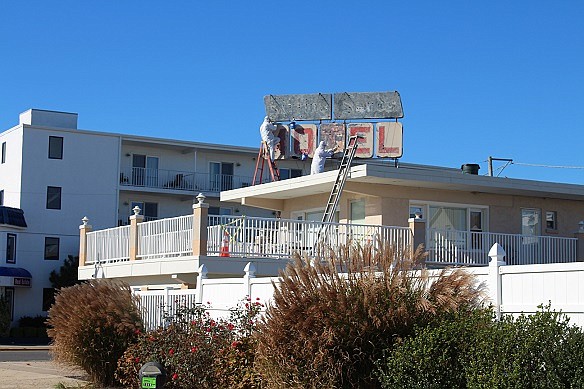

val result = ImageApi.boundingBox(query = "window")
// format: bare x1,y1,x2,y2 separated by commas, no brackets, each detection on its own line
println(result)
44,237,60,260
42,288,55,311
0,190,3,206
1,142,5,164
279,168,303,180
209,206,232,216
48,136,63,159
209,162,234,191
521,208,541,236
409,205,424,219
130,201,158,221
6,233,16,263
350,199,366,224
546,211,557,230
46,186,62,209
131,154,159,186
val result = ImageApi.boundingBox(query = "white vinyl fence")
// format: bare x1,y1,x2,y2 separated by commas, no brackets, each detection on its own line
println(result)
135,244,584,331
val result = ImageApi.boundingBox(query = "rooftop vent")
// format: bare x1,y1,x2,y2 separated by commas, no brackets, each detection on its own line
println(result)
461,164,480,175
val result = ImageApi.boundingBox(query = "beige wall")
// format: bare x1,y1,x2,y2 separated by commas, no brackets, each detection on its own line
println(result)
280,182,583,237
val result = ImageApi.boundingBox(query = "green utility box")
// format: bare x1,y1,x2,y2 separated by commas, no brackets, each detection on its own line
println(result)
139,362,166,388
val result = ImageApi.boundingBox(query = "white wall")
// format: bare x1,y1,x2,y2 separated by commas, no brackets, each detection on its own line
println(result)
136,261,584,330
0,126,24,208
5,126,121,323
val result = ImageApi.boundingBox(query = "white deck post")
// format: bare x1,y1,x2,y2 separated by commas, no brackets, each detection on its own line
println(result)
488,243,506,320
243,262,257,299
129,206,144,261
193,193,209,256
195,264,208,305
78,216,92,267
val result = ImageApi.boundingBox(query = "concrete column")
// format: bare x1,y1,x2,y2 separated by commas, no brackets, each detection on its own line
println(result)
78,216,92,267
408,216,426,256
576,221,584,262
488,243,506,320
193,193,209,256
129,206,144,261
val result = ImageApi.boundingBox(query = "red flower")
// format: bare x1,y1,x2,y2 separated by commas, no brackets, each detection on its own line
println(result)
190,346,198,353
169,348,175,355
134,329,141,335
227,323,235,331
172,373,178,380
231,341,240,349
134,357,140,363
148,336,156,342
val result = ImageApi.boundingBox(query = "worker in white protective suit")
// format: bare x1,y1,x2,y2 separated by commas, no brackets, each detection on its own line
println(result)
259,116,280,160
311,141,337,174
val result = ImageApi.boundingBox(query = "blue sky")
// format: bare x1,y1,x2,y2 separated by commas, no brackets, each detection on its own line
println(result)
1,1,583,184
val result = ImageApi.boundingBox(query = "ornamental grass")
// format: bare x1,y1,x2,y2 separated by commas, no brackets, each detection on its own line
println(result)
47,279,143,388
254,240,487,389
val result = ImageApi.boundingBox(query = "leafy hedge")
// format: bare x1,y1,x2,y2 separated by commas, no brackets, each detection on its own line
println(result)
376,305,584,389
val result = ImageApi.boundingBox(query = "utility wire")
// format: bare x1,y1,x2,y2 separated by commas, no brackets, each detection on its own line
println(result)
512,162,584,170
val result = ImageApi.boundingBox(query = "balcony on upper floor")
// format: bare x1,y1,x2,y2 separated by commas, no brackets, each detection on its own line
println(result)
119,167,269,196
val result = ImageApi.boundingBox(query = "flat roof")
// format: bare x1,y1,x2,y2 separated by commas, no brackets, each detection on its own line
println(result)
221,162,584,206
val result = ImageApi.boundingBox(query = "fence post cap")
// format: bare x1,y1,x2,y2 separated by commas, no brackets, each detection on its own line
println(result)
197,264,208,277
488,243,506,259
244,262,257,277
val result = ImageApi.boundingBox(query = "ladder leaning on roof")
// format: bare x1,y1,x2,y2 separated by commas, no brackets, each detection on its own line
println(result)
321,135,363,224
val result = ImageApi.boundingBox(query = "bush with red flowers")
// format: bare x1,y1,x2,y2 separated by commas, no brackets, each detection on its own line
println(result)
116,297,263,389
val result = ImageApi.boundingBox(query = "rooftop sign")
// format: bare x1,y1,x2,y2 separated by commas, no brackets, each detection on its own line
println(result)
264,94,332,122
333,91,403,120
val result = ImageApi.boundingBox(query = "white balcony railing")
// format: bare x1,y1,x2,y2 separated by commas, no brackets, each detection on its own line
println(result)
83,216,579,267
427,229,578,266
119,167,265,193
137,215,193,260
206,215,413,259
86,225,131,265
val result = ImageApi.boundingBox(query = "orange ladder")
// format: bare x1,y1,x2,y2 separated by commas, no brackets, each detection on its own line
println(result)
252,141,280,185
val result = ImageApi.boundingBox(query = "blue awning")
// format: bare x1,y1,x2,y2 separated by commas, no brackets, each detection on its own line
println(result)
0,267,32,287
0,267,32,278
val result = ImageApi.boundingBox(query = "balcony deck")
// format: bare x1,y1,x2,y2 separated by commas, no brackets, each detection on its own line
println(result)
84,215,578,267
119,167,268,195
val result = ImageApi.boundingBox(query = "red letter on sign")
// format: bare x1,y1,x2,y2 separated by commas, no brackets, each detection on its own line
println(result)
348,123,373,158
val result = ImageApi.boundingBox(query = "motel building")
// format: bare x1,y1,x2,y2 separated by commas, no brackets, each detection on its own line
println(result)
77,146,584,294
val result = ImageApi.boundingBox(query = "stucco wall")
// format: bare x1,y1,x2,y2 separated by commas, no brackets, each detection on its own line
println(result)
281,181,583,236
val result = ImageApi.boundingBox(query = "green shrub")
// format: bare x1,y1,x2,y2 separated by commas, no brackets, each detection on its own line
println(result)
116,298,263,389
0,297,10,337
47,279,143,388
376,305,584,389
18,315,48,328
375,309,494,389
466,305,584,388
254,243,486,388
9,327,23,338
22,326,38,338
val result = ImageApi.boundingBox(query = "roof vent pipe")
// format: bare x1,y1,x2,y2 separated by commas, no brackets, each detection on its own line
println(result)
461,164,480,175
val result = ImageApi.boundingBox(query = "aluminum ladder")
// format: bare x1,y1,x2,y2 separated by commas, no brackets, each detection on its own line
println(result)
321,135,362,224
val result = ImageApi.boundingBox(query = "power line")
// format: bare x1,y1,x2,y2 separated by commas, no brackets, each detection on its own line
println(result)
512,162,584,170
